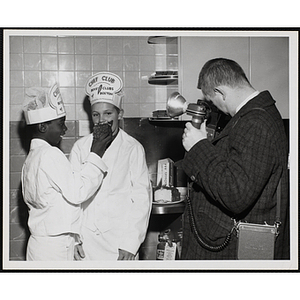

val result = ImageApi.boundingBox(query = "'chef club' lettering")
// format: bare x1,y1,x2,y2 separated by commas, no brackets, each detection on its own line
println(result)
102,75,115,84
89,75,115,88
89,77,98,87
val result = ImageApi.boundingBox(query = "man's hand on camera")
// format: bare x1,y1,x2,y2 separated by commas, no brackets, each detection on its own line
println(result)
182,121,207,152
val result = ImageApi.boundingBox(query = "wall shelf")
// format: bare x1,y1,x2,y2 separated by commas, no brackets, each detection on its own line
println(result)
148,78,178,85
148,71,178,85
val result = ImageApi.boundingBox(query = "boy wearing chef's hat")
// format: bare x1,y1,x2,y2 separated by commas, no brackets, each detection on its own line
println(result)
85,72,124,139
21,83,110,261
69,72,151,261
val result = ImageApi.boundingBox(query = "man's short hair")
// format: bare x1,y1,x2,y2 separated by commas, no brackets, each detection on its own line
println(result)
198,58,252,97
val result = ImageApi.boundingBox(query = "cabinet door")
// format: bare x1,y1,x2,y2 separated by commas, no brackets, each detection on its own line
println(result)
250,37,289,118
179,36,250,104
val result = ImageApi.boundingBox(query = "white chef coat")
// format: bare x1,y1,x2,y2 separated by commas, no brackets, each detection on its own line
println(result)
69,129,151,260
21,138,107,260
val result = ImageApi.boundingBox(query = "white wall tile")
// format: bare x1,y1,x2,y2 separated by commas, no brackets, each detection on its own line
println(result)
75,54,91,70
10,71,24,87
123,37,139,55
10,54,23,70
10,88,24,105
64,104,76,120
124,71,139,87
9,35,178,121
59,54,75,70
75,37,91,54
58,71,75,87
75,87,87,104
24,71,41,87
107,37,123,55
24,36,40,53
10,105,23,121
76,104,90,120
41,37,57,53
24,54,41,70
60,88,76,104
123,103,140,117
124,55,139,71
139,37,155,55
42,54,58,70
75,71,91,87
92,55,107,71
41,71,58,87
58,37,75,54
108,55,123,71
91,37,107,54
10,36,23,53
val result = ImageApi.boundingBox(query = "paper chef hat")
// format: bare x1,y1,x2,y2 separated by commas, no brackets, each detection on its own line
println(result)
85,72,124,109
23,83,66,125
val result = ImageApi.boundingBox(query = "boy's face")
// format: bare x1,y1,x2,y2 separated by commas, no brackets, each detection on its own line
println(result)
91,102,123,137
44,116,67,146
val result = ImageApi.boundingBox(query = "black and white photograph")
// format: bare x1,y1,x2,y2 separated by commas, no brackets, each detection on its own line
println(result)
2,28,298,277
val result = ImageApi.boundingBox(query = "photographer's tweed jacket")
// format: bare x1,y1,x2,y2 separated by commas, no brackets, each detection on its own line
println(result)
181,91,289,260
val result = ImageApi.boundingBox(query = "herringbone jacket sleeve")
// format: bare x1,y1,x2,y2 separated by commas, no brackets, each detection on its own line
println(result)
183,109,280,216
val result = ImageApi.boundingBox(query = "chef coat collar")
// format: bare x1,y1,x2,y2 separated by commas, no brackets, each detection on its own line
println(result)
30,138,51,150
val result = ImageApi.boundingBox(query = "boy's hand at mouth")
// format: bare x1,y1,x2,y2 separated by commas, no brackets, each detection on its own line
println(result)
91,122,113,157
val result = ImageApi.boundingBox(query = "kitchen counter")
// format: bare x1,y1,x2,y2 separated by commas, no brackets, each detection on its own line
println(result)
151,201,185,214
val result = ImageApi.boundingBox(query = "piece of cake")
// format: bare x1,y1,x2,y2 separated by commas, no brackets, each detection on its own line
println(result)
154,187,180,203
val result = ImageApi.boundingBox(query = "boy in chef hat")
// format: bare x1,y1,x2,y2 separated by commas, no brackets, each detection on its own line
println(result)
21,83,110,261
85,71,124,109
23,83,66,126
70,72,151,261
84,72,124,139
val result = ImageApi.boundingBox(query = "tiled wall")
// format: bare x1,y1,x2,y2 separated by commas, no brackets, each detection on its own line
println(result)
10,35,178,120
8,35,178,260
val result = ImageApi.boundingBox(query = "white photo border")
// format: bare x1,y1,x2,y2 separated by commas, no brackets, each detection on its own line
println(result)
2,28,298,271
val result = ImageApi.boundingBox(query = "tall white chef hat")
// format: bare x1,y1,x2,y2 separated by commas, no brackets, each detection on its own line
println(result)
23,83,66,125
85,72,124,109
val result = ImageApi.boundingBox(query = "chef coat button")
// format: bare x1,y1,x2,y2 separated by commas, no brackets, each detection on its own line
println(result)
191,175,196,181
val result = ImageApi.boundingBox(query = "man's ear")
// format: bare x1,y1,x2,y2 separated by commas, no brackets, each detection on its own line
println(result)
38,122,48,133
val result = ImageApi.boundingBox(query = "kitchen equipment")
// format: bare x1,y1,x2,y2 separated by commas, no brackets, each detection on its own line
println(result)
166,92,211,128
156,229,176,260
156,158,174,187
148,71,178,85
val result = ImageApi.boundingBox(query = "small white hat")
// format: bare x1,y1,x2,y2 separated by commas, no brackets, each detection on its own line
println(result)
85,72,124,109
23,83,66,125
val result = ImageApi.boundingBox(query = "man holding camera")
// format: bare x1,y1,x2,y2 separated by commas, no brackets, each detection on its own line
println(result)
181,58,289,260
